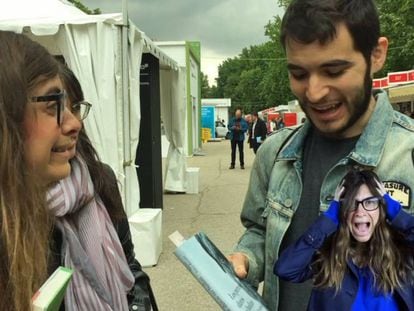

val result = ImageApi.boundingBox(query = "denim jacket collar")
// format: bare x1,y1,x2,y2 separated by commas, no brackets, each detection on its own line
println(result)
278,91,393,167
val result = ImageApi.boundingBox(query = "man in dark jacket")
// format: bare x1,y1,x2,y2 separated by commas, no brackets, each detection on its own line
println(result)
248,112,268,154
227,108,248,169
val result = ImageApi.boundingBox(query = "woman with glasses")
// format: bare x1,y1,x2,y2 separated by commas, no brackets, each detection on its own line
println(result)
0,30,152,311
0,30,83,311
56,65,157,310
274,169,414,311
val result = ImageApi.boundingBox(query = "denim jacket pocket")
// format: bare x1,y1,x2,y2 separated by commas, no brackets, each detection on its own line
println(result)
263,198,295,220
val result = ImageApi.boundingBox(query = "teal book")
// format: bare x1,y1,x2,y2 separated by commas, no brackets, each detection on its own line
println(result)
170,231,268,311
32,266,73,311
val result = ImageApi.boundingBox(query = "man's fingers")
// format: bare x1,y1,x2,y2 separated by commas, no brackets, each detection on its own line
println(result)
234,265,248,279
227,253,249,279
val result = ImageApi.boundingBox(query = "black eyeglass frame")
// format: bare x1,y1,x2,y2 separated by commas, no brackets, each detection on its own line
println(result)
72,100,92,121
31,90,66,126
347,196,382,212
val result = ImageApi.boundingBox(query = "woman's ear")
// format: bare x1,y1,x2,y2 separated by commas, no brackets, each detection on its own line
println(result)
370,37,388,76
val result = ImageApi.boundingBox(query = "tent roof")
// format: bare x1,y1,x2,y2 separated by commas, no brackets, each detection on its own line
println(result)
0,0,123,35
0,0,178,69
389,84,414,104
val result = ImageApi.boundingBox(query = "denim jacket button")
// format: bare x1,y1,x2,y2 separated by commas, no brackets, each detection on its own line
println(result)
284,199,293,208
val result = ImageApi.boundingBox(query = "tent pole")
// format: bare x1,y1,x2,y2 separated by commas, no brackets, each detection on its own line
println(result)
122,0,132,213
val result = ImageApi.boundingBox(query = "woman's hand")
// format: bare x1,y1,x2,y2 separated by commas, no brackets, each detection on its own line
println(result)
376,180,401,221
324,184,345,226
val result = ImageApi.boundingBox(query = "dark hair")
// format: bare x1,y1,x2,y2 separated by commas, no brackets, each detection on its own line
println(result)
59,65,125,220
280,0,380,62
252,112,259,117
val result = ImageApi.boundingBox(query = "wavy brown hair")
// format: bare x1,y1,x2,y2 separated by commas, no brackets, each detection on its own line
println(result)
313,169,414,294
0,31,57,310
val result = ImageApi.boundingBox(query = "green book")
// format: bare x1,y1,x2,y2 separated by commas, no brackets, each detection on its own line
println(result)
32,266,73,311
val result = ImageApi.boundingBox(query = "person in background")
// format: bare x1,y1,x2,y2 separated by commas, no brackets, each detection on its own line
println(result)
228,108,248,169
58,65,158,311
276,115,285,130
227,0,414,310
275,170,414,310
249,112,268,154
270,119,277,132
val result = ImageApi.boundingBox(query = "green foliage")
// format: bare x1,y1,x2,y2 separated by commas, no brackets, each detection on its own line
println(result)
376,0,414,76
214,15,293,114
67,0,101,15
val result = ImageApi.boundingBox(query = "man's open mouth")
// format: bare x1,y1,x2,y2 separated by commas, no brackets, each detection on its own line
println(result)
312,102,342,113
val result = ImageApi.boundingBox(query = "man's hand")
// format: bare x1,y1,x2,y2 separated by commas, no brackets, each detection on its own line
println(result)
227,252,249,279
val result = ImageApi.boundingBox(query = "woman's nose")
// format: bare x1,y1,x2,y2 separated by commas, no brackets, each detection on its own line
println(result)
61,107,82,136
354,202,366,215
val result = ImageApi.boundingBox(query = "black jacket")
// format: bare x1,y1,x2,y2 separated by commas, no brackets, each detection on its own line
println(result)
248,118,267,146
49,164,158,311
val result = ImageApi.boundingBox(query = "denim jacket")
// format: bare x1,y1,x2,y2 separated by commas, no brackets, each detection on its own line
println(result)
234,91,414,310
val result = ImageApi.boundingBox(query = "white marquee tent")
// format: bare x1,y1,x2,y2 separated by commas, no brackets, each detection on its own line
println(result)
0,0,184,216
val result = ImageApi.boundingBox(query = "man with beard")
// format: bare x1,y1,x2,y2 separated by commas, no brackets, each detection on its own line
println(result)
227,1,414,310
228,108,248,169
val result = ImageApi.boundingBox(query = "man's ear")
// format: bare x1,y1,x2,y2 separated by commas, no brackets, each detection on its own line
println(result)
370,37,388,75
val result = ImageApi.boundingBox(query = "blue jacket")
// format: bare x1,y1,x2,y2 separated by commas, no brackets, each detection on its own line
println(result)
274,211,414,311
227,117,248,141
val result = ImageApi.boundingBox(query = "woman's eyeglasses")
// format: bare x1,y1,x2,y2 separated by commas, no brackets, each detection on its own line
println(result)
31,90,66,125
31,90,92,125
71,100,92,122
348,196,381,212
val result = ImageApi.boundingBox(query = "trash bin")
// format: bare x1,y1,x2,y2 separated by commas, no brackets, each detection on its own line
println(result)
128,208,162,267
186,167,200,194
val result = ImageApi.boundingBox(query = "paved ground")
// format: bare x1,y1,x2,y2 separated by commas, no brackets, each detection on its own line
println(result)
144,140,256,310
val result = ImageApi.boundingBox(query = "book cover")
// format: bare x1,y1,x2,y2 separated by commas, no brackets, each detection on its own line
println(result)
32,266,73,311
170,231,268,311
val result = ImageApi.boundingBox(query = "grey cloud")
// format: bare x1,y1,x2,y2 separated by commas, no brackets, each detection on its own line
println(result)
81,0,283,56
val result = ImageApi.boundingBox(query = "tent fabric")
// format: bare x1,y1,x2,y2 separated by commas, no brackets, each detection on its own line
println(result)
388,84,414,104
160,68,187,192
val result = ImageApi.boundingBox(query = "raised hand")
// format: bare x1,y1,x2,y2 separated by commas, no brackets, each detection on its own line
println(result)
375,180,401,221
324,183,345,225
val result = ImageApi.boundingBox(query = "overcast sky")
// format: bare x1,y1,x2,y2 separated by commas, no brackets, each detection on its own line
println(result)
81,0,284,84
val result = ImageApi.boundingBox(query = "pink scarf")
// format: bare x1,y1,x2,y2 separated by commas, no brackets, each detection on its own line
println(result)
47,157,134,310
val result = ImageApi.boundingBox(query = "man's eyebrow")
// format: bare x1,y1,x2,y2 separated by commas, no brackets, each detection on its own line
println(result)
287,63,305,71
320,60,353,68
287,60,354,71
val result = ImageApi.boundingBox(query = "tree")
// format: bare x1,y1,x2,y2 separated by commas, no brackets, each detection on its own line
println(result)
67,0,101,15
215,15,293,114
200,72,210,98
376,0,414,76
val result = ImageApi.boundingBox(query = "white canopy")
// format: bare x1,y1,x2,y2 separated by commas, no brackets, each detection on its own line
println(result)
0,0,180,215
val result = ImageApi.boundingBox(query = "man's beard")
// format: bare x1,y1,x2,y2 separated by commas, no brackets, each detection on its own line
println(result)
300,68,373,137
